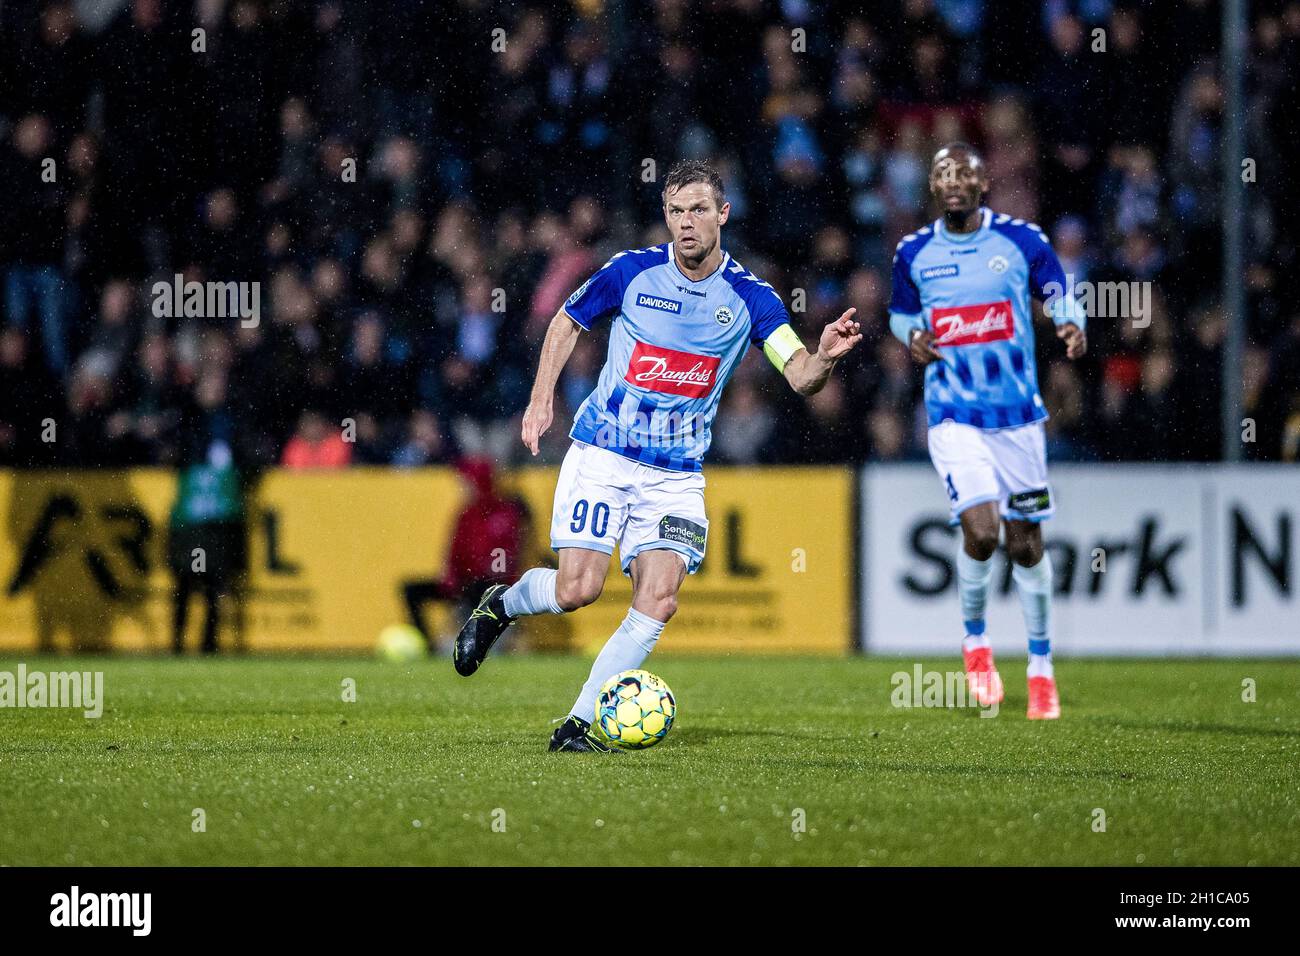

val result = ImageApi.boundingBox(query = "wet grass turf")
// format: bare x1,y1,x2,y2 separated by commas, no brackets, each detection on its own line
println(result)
1,655,1297,865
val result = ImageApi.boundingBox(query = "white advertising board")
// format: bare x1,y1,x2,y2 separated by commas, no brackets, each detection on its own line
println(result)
861,465,1299,656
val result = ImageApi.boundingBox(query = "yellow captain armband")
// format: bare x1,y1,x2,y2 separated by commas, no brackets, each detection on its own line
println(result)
762,323,805,373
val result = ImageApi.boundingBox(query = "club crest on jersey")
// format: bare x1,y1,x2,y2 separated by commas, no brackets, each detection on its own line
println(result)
636,293,683,314
625,341,720,398
987,255,1009,274
714,306,734,326
930,300,1014,346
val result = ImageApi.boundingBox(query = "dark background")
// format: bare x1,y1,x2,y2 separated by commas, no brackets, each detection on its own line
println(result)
2,0,1298,469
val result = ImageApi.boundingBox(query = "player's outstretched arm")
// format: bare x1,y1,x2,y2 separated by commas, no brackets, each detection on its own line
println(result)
781,308,863,396
521,309,583,456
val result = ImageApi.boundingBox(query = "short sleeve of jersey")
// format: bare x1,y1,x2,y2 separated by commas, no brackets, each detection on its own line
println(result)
745,284,794,348
888,247,921,316
563,259,627,330
1027,233,1067,301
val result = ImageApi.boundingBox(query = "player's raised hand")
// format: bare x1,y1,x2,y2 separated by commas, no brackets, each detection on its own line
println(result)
817,308,863,360
908,328,944,364
520,400,553,456
1057,322,1087,360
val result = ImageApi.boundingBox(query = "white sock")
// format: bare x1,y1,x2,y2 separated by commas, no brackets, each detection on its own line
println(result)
1013,553,1054,679
568,608,665,723
502,568,563,618
957,548,995,638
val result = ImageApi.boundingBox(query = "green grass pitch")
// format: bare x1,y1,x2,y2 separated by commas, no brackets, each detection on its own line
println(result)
2,655,1297,866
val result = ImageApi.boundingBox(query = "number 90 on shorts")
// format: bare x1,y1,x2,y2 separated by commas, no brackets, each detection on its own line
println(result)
569,498,611,538
548,441,709,575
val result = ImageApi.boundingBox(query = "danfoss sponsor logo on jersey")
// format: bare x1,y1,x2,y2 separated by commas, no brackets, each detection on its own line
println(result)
635,292,683,314
931,300,1013,346
624,341,720,398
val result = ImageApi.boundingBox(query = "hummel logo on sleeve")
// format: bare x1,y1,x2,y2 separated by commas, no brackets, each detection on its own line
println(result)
567,277,593,305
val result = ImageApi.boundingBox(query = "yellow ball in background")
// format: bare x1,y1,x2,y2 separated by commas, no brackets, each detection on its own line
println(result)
376,624,425,663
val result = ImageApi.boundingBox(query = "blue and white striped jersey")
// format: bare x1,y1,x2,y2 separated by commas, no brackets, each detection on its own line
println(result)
563,243,797,472
888,208,1083,430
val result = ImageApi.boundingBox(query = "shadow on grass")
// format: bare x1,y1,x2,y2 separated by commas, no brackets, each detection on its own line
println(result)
665,726,717,747
668,725,895,748
866,760,1137,783
1082,716,1300,739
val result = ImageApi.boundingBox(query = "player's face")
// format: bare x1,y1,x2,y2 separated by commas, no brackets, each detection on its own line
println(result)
930,151,988,215
663,182,730,265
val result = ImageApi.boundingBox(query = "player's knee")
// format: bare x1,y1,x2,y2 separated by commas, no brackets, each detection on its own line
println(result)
652,592,678,621
636,580,678,621
636,596,676,622
556,570,603,610
964,528,999,561
1007,537,1043,567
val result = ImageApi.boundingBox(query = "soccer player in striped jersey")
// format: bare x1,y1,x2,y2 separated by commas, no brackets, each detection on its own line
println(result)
888,143,1087,720
453,160,862,751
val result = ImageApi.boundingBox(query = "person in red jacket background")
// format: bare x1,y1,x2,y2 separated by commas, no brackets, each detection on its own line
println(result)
403,456,533,649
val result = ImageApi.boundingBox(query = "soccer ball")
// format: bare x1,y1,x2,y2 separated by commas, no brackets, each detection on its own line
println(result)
594,669,676,749
376,624,425,663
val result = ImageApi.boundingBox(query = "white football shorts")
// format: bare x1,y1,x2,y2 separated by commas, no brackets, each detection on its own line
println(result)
549,441,709,574
927,420,1054,523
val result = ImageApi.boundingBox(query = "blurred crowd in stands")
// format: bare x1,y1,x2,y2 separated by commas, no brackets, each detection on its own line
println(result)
3,0,1300,470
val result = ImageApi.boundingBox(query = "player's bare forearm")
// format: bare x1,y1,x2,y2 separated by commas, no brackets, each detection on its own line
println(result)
521,309,582,455
783,348,838,396
782,308,862,396
529,309,582,403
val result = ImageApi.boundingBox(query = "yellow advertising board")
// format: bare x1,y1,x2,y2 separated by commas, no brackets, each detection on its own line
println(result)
512,467,853,654
0,467,852,654
0,469,466,653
